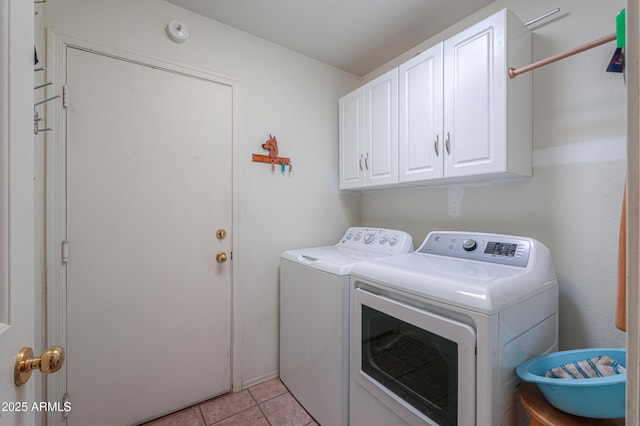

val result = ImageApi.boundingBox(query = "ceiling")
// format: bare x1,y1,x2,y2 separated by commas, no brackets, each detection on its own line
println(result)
164,0,494,76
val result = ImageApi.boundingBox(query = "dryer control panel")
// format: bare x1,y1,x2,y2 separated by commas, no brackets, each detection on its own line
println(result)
338,227,414,255
418,232,531,267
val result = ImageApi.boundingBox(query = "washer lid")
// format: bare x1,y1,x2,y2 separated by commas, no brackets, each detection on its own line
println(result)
282,246,395,276
280,227,414,276
350,248,557,314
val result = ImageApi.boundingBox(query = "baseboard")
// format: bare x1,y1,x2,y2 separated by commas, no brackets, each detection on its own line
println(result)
241,370,280,390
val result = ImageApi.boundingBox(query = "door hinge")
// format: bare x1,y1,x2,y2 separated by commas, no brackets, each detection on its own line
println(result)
62,85,69,108
62,393,70,419
62,240,70,263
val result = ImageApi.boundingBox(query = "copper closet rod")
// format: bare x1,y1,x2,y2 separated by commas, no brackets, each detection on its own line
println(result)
508,32,617,79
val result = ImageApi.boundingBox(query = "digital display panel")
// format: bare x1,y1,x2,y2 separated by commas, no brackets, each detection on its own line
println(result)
484,242,517,257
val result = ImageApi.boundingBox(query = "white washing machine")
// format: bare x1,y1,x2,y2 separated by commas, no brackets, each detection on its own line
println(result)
280,227,413,426
349,231,559,426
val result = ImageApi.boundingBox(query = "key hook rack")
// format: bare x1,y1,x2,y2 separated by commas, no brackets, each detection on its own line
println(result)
252,134,292,174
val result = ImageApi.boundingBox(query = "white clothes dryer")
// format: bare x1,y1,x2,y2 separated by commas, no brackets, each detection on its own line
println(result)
349,231,559,426
280,227,413,426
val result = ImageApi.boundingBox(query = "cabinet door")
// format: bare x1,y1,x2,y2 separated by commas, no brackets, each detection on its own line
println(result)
339,88,364,189
399,43,444,183
444,11,506,178
364,68,398,187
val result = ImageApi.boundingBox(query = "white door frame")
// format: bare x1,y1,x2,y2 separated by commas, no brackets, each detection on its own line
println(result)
626,1,640,423
44,29,242,423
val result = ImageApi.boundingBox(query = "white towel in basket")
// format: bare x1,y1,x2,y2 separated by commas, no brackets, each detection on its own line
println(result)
545,355,626,379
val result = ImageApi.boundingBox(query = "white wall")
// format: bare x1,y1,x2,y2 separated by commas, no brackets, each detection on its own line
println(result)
358,0,627,350
40,0,625,394
41,0,360,388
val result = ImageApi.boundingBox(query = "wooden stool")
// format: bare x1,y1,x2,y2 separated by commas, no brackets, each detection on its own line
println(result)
516,382,625,425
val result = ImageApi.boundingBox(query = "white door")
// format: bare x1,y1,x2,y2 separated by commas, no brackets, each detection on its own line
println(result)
399,43,444,183
339,88,364,189
62,47,232,425
443,11,506,178
364,68,398,187
0,0,38,424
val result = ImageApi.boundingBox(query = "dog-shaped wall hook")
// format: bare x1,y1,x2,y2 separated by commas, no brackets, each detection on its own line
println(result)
262,134,279,158
252,134,292,173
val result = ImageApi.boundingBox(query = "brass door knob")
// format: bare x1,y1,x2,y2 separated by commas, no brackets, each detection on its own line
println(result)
216,252,228,263
15,346,65,386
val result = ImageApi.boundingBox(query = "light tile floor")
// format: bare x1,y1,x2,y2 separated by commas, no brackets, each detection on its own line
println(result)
144,378,318,426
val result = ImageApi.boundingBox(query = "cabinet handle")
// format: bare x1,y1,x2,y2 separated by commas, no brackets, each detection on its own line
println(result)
364,153,369,170
445,132,451,155
359,154,363,171
434,134,439,157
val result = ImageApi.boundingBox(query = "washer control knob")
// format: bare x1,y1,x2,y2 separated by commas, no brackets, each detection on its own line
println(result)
379,236,388,244
462,239,478,252
389,238,398,246
364,233,375,244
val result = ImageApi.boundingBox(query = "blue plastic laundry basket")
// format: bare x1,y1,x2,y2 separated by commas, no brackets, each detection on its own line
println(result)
516,348,626,419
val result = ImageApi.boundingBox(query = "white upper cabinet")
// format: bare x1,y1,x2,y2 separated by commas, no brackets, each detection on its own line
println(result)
339,68,398,189
443,9,532,180
339,87,364,189
364,68,398,187
340,9,531,190
399,43,444,183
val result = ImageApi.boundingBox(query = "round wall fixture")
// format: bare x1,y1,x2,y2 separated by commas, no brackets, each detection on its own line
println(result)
166,20,190,44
